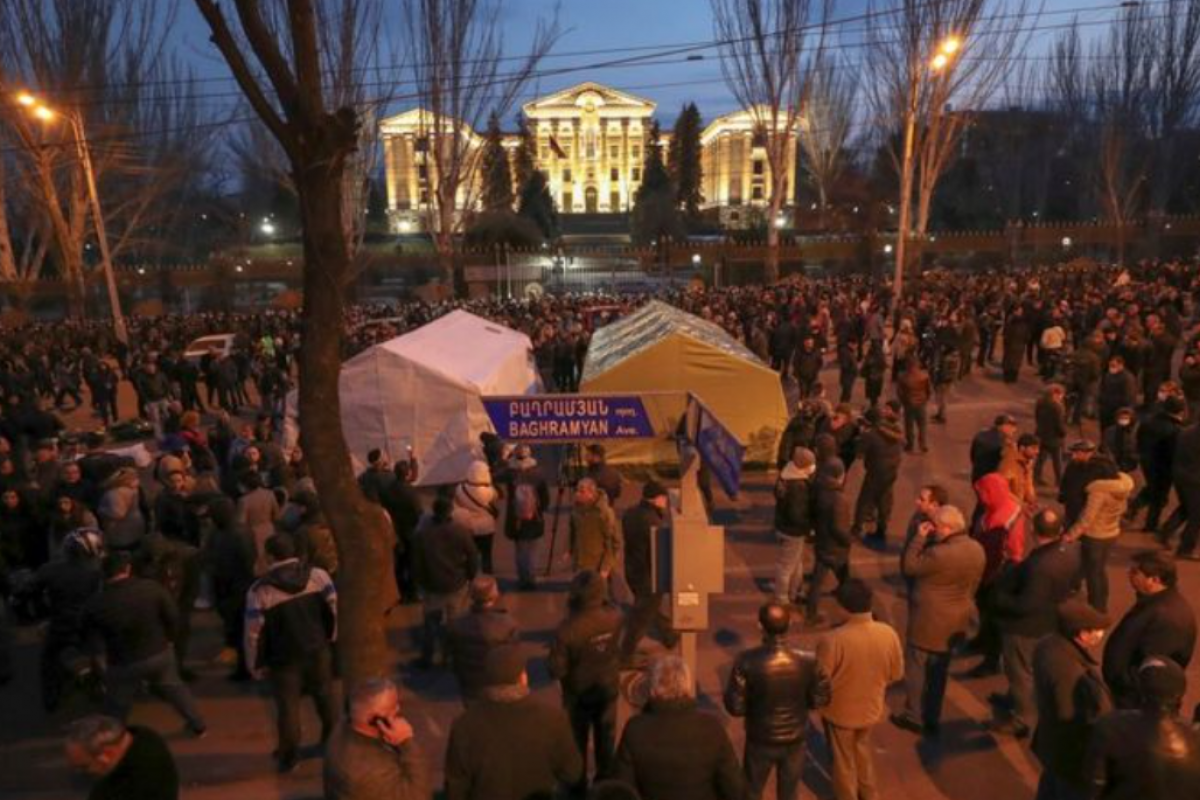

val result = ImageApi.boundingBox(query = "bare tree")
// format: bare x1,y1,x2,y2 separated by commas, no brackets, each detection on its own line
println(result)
193,0,397,682
712,0,830,282
1144,0,1200,213
401,0,559,287
865,0,1034,284
797,53,856,229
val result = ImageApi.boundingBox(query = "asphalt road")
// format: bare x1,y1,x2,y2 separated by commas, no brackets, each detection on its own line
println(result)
1,358,1195,800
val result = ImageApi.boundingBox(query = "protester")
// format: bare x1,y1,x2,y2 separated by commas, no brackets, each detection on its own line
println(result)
453,460,500,576
65,715,179,800
773,446,816,605
724,602,830,800
852,408,904,549
620,481,677,663
446,576,519,704
1066,458,1134,613
323,677,428,800
413,496,479,668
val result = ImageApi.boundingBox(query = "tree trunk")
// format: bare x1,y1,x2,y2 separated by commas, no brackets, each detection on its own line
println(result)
0,174,18,282
294,162,397,686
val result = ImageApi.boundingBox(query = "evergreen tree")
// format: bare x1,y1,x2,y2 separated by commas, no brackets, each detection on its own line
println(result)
480,111,514,212
632,121,685,245
668,103,703,219
512,114,537,191
518,170,558,240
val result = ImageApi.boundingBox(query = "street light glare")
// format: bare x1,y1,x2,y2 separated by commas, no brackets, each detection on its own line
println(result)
940,36,961,55
930,53,950,71
33,105,55,121
16,92,37,107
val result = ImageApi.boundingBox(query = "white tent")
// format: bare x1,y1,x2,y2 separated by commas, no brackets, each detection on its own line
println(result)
283,310,541,486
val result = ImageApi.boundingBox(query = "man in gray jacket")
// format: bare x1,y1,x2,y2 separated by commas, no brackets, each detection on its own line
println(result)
891,505,986,736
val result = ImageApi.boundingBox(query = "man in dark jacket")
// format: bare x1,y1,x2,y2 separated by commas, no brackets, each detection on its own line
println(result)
1098,355,1138,433
1002,307,1032,383
793,335,824,399
34,529,104,711
501,445,549,590
1032,600,1113,800
1102,551,1197,709
446,576,518,704
1084,657,1200,800
1129,397,1184,536
1035,385,1070,486
770,316,798,378
852,410,904,550
774,446,816,604
445,645,583,800
244,534,339,772
414,497,479,668
1172,422,1200,558
83,552,206,735
584,444,623,506
970,414,1018,483
65,715,179,800
1059,440,1105,529
323,677,427,800
724,602,831,800
806,459,852,624
616,655,744,800
620,481,676,663
989,509,1082,738
548,570,623,794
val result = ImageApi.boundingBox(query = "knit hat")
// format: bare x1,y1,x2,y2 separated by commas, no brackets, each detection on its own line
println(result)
642,480,668,500
482,645,527,687
1057,599,1110,634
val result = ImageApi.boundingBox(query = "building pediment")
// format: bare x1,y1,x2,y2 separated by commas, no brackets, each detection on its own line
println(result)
380,108,480,142
700,106,806,145
523,82,656,119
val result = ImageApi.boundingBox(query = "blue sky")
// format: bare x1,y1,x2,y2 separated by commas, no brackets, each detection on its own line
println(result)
172,0,1115,128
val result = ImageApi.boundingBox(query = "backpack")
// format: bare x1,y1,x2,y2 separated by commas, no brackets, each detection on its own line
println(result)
514,482,539,523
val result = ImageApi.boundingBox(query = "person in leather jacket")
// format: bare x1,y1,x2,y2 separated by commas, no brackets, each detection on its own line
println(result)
1084,657,1200,799
723,602,831,800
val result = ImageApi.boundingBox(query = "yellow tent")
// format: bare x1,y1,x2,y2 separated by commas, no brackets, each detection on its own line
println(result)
579,300,788,466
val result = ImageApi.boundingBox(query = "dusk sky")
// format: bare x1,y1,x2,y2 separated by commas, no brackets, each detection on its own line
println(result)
170,0,1125,129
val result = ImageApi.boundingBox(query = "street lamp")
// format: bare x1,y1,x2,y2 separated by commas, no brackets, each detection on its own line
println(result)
893,35,963,302
15,91,127,343
260,220,276,236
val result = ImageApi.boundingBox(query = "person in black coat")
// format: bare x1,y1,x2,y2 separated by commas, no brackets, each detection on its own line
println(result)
770,317,798,378
617,655,744,800
446,576,518,703
1002,307,1032,383
65,716,179,800
1058,441,1107,529
724,603,830,800
1084,657,1200,800
620,482,676,663
1098,355,1138,433
989,509,1082,737
793,336,824,400
1128,397,1185,536
1102,551,1197,709
1032,600,1114,800
970,415,1017,483
806,458,852,624
852,410,904,548
1172,422,1200,558
1034,385,1070,486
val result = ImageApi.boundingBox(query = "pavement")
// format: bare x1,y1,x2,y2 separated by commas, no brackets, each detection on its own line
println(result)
2,358,1197,800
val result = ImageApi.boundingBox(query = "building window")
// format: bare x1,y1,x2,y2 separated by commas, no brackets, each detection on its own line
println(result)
730,178,742,203
752,186,764,200
417,164,429,180
752,159,764,175
540,146,549,160
610,145,620,159
414,136,429,153
610,168,619,181
632,167,641,181
610,191,621,211
563,168,573,183
419,189,429,204
631,145,641,160
563,191,574,211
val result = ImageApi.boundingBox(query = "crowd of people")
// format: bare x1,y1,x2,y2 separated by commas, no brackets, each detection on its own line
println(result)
2,257,1200,800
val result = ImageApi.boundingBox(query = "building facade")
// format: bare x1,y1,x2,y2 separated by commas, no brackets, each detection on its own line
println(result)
380,82,802,233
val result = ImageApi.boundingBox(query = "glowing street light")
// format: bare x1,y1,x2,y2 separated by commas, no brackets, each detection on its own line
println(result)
940,36,962,56
13,90,125,342
261,220,277,236
692,253,702,265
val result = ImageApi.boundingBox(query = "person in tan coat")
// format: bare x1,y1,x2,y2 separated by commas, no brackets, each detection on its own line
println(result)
1066,459,1134,613
816,580,903,800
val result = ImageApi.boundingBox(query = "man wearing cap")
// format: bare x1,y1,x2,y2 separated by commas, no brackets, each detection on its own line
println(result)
970,414,1018,484
1083,658,1200,798
1102,551,1196,709
1129,395,1185,537
1032,599,1113,800
446,576,519,704
620,481,677,663
774,446,816,605
1059,440,1104,530
446,645,583,800
990,509,1082,738
892,505,986,736
548,570,623,795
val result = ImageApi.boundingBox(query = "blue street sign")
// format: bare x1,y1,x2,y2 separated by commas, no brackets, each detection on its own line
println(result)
691,396,744,499
483,395,656,442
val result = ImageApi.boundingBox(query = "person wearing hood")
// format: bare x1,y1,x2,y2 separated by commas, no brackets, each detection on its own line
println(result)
454,460,500,576
1066,458,1134,613
969,471,1031,677
806,455,852,625
548,569,623,796
1032,600,1114,800
501,445,549,591
1084,658,1200,799
1102,551,1196,709
852,409,904,550
244,533,338,773
774,447,816,606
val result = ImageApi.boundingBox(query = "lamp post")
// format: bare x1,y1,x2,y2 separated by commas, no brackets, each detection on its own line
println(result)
17,92,127,343
892,36,961,303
